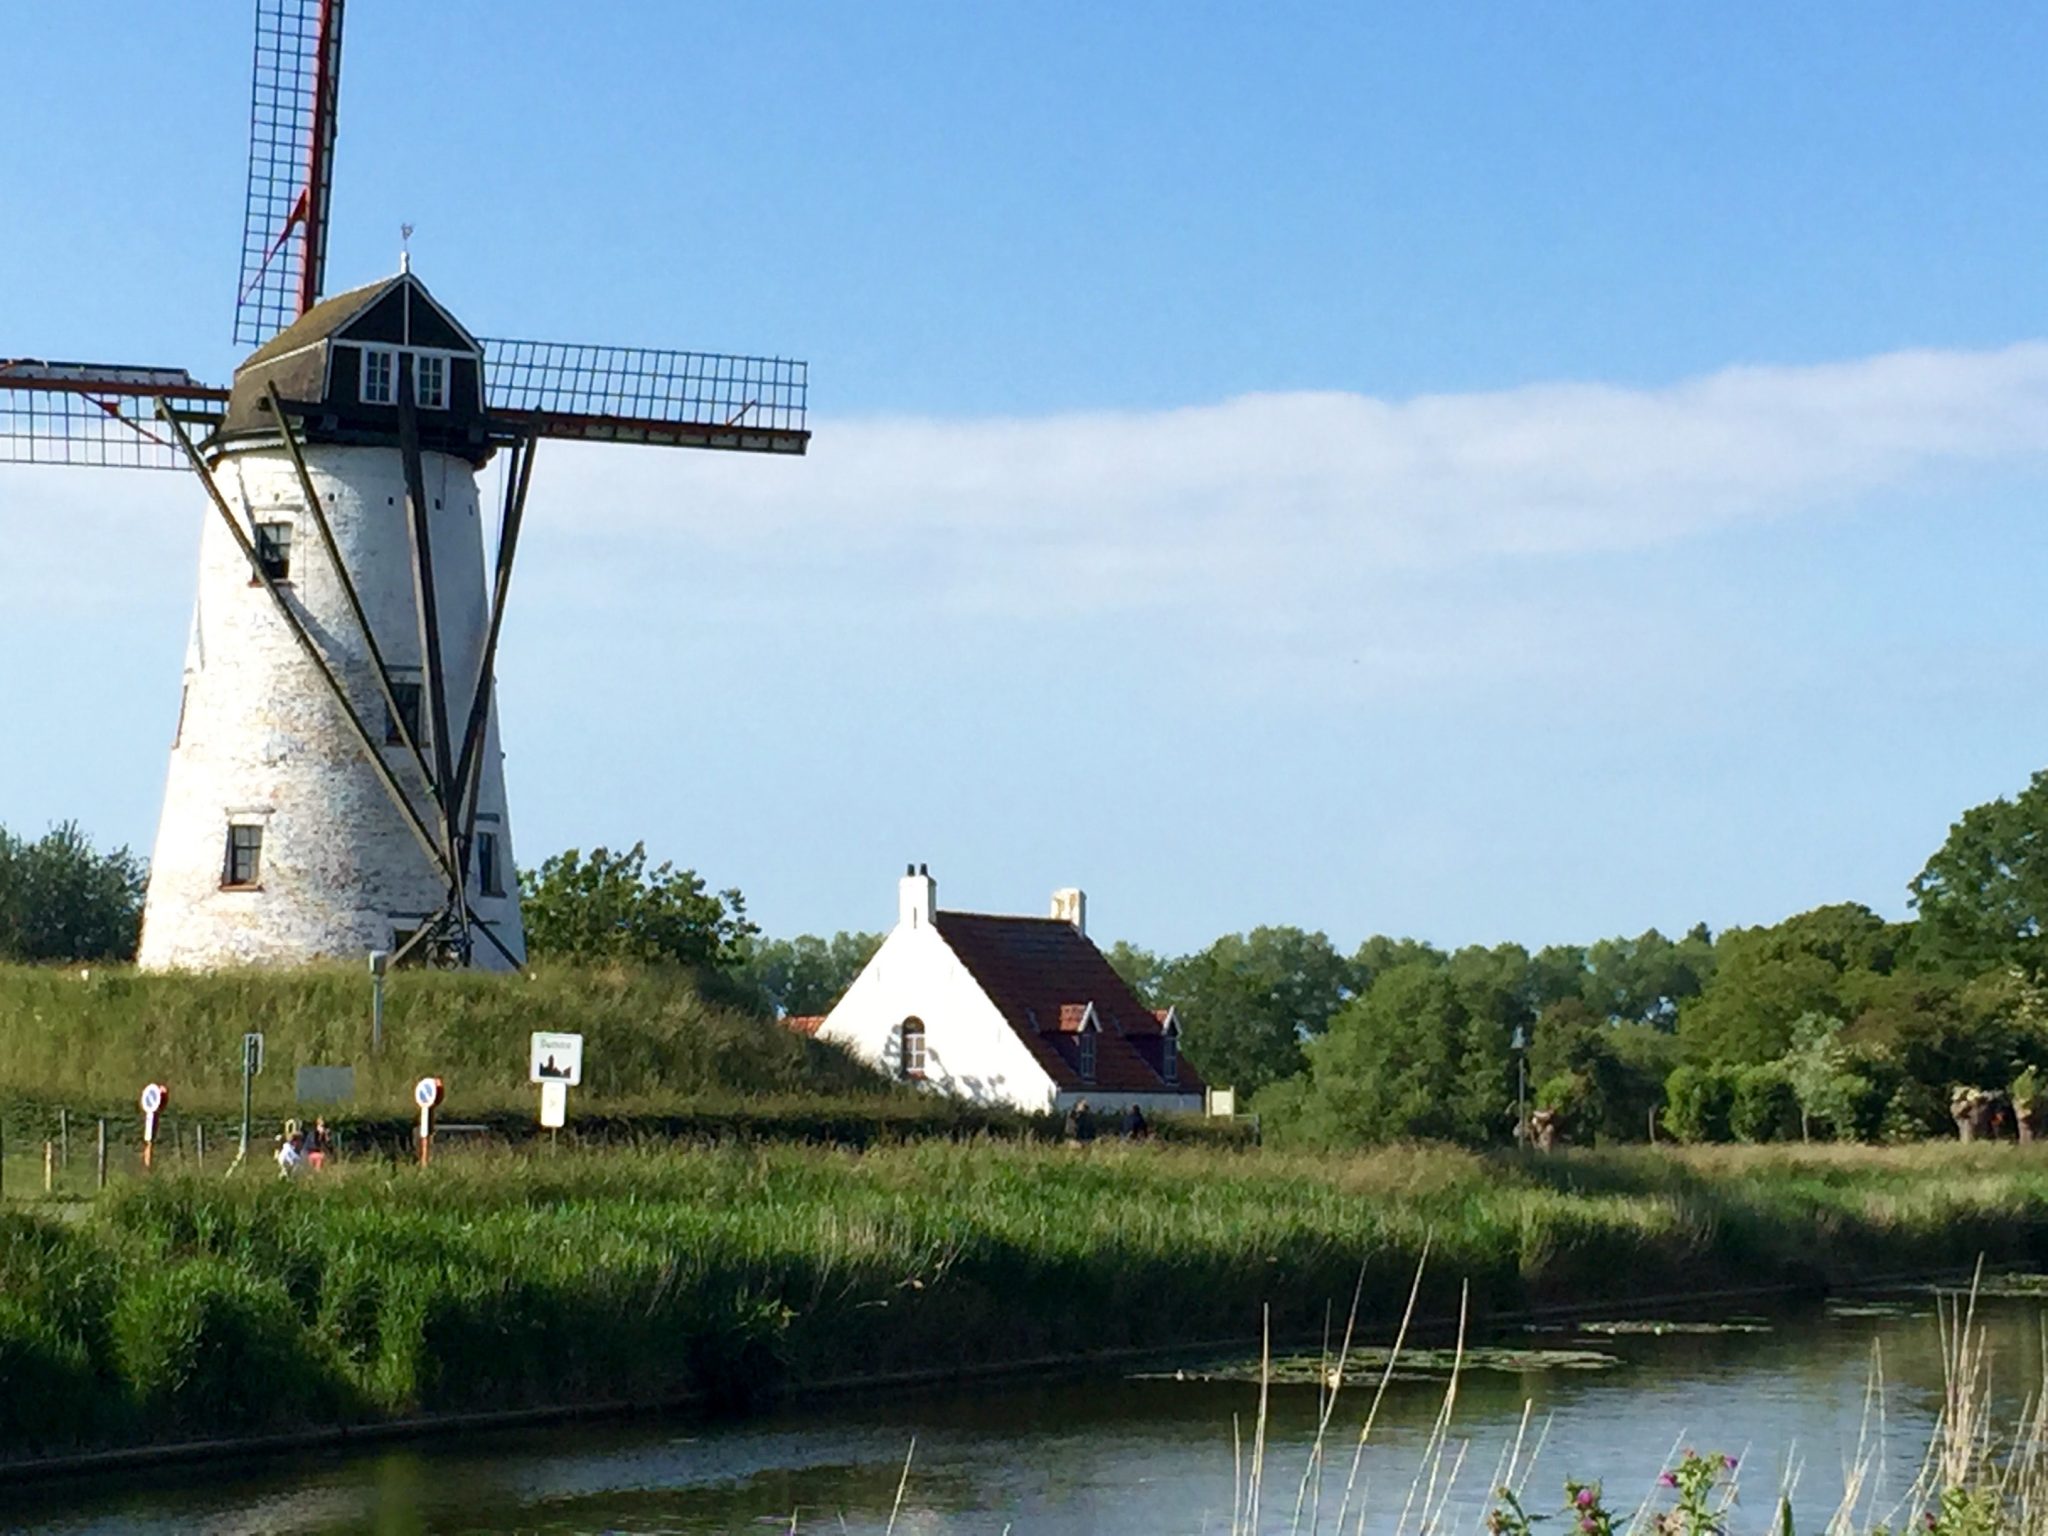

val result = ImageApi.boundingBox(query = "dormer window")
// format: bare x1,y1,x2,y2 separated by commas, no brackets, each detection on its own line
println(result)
1161,1032,1178,1085
361,347,395,404
415,353,447,409
1077,1030,1096,1082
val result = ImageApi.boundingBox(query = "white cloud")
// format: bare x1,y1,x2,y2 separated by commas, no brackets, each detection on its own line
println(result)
521,339,2048,621
7,339,2047,643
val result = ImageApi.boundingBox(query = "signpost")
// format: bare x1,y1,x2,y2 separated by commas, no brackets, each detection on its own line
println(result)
414,1076,444,1166
530,1032,583,1140
368,949,388,1054
238,1031,264,1167
139,1082,168,1172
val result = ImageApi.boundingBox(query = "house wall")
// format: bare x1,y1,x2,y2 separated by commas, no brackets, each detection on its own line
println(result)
817,901,1060,1114
136,439,524,970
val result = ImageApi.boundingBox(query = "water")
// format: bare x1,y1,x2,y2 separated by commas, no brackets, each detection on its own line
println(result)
8,1290,2038,1535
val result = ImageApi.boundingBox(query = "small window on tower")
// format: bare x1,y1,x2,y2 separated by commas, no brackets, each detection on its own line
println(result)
222,823,263,889
253,522,292,582
385,682,424,747
900,1017,927,1080
476,832,504,898
1161,1032,1178,1085
1077,1030,1097,1083
414,353,448,410
361,347,395,404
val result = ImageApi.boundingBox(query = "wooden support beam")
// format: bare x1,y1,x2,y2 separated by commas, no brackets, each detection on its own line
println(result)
453,435,535,854
394,359,469,964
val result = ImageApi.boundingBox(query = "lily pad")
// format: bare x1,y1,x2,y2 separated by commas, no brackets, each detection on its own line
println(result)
1574,1319,1772,1336
1133,1345,1621,1385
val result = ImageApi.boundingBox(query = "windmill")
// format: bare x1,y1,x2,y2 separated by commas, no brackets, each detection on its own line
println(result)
0,0,808,971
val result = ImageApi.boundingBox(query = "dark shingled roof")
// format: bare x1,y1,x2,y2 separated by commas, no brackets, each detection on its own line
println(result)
931,912,1203,1096
238,276,399,369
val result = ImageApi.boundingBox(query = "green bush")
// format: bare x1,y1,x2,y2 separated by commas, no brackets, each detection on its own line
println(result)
1663,1065,1736,1143
110,1259,354,1433
1730,1064,1801,1143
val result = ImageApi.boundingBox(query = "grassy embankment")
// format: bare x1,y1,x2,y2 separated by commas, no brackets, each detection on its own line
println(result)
6,1140,2048,1464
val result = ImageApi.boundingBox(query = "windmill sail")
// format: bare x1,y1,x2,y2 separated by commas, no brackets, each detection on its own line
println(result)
0,363,228,470
480,338,809,454
235,0,346,348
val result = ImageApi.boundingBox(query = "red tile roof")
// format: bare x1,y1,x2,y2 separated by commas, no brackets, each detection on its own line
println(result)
782,1014,826,1037
931,912,1205,1097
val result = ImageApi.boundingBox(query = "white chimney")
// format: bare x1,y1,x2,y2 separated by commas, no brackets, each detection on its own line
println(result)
1050,887,1086,935
899,863,936,929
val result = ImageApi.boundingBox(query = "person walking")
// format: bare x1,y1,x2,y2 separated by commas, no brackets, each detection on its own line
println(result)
275,1126,306,1179
305,1116,330,1171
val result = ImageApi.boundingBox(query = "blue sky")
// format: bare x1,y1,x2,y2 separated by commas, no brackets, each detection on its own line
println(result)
3,2,2045,955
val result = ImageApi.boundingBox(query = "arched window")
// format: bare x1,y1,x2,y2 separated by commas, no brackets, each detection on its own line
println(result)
900,1017,926,1080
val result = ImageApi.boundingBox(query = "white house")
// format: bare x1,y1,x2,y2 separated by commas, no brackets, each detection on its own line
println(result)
806,866,1205,1115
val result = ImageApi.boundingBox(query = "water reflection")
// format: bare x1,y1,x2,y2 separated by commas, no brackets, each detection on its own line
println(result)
7,1292,2035,1536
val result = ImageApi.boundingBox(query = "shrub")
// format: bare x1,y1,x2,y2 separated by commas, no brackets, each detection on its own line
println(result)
1730,1064,1800,1143
1663,1065,1736,1143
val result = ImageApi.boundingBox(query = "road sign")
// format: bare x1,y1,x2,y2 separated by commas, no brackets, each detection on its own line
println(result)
529,1032,583,1086
414,1076,444,1110
139,1082,167,1117
243,1032,265,1077
539,1078,567,1129
296,1065,356,1103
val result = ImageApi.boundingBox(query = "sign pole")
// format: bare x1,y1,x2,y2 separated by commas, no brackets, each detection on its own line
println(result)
238,1032,264,1169
369,949,388,1054
139,1083,167,1174
414,1077,443,1168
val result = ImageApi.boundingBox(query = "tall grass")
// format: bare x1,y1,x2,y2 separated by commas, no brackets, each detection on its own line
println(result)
8,1142,2048,1463
0,961,884,1115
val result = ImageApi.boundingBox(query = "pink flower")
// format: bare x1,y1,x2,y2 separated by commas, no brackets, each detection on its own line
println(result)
1722,1456,1738,1471
1661,1474,1679,1488
1577,1490,1596,1509
1581,1520,1597,1532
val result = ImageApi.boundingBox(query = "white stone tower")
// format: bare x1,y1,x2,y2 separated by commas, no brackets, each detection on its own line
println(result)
137,271,525,970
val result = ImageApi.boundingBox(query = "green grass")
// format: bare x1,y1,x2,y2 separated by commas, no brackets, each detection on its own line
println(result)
0,960,885,1117
8,1140,2048,1462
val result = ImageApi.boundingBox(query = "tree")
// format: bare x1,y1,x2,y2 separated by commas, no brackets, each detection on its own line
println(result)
519,844,754,968
1103,940,1171,1003
1663,1064,1736,1143
735,930,882,1017
1258,960,1511,1147
1778,1012,1876,1142
1911,769,2048,979
0,821,146,963
1677,904,1900,1064
1154,927,1356,1096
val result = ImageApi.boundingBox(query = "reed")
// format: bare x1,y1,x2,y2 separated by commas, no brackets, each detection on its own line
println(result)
9,1141,2048,1463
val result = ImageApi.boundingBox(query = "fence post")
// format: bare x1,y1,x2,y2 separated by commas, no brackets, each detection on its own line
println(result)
197,1122,206,1168
96,1118,107,1191
59,1106,69,1168
44,1141,54,1195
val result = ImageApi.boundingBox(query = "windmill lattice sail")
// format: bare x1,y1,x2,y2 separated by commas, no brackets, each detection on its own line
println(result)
235,0,345,347
0,363,228,470
480,339,809,452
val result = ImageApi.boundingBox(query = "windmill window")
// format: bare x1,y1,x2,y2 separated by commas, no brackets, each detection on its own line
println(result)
1077,1030,1097,1082
414,353,448,410
476,832,504,898
1161,1032,1178,1085
384,682,424,747
900,1017,927,1080
222,823,263,890
252,522,292,582
360,347,396,404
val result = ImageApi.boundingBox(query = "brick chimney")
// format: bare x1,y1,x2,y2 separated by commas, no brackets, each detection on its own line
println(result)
1050,887,1085,935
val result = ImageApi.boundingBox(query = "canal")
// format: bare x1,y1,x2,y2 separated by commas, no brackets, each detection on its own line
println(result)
8,1285,2035,1534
